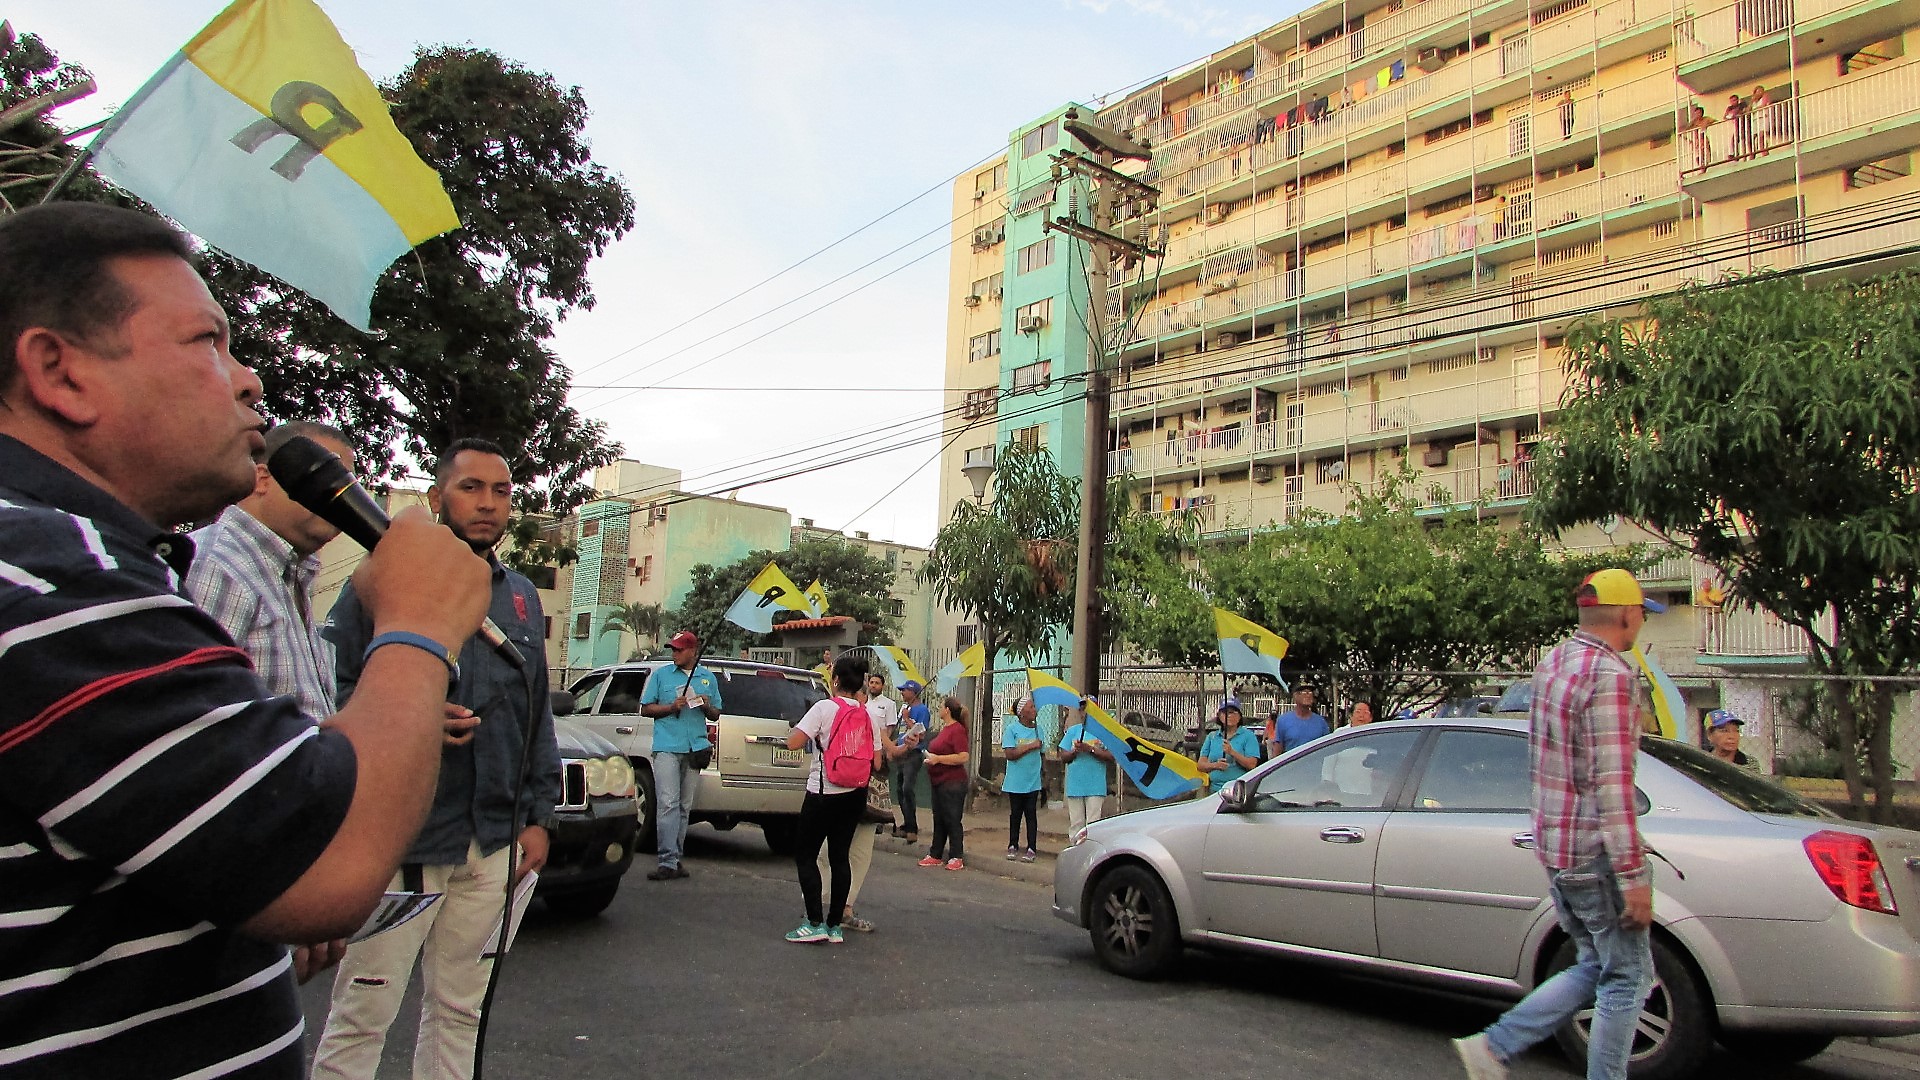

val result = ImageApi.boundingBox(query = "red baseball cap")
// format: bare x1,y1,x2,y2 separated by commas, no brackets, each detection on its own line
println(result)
668,630,700,650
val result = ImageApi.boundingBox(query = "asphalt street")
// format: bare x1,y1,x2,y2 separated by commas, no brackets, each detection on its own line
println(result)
300,825,1920,1080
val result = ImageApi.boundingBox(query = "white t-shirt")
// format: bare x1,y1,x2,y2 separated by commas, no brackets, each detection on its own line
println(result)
796,696,886,795
866,694,899,731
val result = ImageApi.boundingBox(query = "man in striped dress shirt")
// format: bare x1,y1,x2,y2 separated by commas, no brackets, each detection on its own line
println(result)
1454,569,1662,1080
0,202,492,1078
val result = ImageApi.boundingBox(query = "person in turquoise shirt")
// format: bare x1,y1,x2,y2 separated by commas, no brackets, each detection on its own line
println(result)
1001,694,1044,861
1199,700,1262,792
639,630,722,880
1058,706,1114,832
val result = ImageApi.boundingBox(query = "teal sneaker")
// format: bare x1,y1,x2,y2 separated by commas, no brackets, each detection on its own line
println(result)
825,925,846,944
784,921,827,944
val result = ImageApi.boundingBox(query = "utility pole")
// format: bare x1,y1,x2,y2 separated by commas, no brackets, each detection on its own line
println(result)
1049,109,1158,707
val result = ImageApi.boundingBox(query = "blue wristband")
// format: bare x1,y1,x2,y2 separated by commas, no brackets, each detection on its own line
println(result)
365,631,460,680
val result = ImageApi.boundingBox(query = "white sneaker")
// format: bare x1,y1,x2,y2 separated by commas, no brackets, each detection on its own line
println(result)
1451,1034,1507,1080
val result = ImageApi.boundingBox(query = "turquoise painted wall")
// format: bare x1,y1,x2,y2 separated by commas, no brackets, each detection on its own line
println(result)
660,498,791,612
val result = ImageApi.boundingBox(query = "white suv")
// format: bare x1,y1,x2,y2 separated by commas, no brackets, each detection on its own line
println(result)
565,660,826,853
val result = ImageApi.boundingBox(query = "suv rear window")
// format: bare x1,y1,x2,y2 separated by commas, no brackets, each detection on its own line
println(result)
1641,737,1830,818
712,667,825,724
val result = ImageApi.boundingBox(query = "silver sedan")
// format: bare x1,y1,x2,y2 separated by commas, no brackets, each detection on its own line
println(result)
1053,717,1920,1080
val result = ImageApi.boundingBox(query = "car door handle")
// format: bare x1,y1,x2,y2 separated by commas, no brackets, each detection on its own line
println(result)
1320,826,1366,844
614,726,634,736
1512,832,1536,850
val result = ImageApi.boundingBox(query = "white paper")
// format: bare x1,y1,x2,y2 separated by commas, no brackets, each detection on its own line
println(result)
480,871,539,960
349,891,441,944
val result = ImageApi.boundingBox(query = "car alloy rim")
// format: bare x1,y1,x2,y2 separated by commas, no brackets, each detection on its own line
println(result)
1101,884,1153,958
1571,974,1671,1061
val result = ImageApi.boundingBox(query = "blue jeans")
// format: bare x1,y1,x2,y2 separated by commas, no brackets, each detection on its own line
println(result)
651,750,701,870
1483,857,1654,1080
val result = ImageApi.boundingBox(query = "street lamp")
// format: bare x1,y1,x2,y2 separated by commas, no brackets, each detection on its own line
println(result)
962,458,995,503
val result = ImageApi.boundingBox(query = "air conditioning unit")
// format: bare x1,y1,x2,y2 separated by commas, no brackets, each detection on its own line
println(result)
1415,45,1448,73
973,189,986,201
964,294,981,308
1253,464,1276,483
992,287,1004,300
1017,315,1045,333
1423,443,1451,467
1204,204,1229,224
1214,331,1242,349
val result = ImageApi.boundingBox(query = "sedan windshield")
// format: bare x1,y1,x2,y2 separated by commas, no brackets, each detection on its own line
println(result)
1641,737,1830,818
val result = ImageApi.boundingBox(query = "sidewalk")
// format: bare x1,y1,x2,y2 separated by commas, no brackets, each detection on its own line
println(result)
873,792,1076,886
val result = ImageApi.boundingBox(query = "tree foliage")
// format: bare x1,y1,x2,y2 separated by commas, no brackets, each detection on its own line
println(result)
670,540,900,653
1531,271,1920,819
5,33,632,569
1108,465,1619,719
0,30,119,210
601,601,664,660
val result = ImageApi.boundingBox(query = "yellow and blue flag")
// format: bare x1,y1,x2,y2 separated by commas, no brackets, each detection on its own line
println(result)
1025,669,1205,800
1629,644,1684,740
724,561,812,634
929,642,985,696
864,646,924,689
803,579,830,618
87,0,460,331
1214,607,1289,687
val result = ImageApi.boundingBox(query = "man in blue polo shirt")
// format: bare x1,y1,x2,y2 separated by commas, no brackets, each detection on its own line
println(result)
640,630,722,879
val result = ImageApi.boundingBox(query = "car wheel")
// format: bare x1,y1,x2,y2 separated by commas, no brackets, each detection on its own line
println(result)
1719,1031,1835,1064
1088,863,1181,980
760,817,797,855
543,880,619,919
634,766,657,855
1548,936,1712,1080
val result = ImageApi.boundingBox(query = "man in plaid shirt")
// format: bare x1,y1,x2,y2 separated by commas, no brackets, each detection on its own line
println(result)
1455,569,1662,1080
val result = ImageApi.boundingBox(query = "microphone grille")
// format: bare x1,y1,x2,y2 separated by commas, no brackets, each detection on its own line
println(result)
267,434,352,507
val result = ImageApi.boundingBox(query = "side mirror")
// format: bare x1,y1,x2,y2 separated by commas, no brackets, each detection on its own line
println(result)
1219,777,1254,813
549,690,577,717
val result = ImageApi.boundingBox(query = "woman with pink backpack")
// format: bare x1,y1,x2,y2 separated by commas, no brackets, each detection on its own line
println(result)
783,653,885,944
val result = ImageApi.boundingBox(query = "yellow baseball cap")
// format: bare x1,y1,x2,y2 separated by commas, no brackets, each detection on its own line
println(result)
1577,568,1665,612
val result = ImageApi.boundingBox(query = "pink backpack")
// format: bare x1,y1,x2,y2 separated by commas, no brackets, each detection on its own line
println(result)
822,697,876,789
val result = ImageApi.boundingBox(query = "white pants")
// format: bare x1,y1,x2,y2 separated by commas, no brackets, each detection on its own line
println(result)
818,822,876,909
1067,796,1106,833
310,841,512,1080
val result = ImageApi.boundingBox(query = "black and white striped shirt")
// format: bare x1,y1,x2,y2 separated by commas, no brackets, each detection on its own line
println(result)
0,435,355,1078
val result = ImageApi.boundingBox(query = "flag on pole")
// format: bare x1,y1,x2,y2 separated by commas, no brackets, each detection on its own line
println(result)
1629,644,1684,740
803,579,830,618
86,0,460,331
863,646,924,689
1213,607,1289,687
1025,669,1205,800
929,642,985,696
723,561,812,634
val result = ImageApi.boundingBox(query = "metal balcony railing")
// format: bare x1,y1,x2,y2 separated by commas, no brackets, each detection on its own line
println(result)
1675,0,1870,63
1699,606,1817,658
1682,59,1920,173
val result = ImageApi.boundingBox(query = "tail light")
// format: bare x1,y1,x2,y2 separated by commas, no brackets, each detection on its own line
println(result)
704,719,720,767
1804,830,1899,915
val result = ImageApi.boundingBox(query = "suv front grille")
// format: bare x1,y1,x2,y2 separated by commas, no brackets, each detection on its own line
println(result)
557,761,588,811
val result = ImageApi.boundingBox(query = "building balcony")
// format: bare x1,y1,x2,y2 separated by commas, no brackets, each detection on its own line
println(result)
1559,542,1699,585
1675,0,1920,93
1698,605,1823,666
1680,57,1920,201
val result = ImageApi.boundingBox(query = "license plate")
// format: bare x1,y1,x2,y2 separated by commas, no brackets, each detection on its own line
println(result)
771,747,804,767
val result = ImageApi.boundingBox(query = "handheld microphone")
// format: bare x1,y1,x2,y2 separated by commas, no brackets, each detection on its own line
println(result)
267,434,524,670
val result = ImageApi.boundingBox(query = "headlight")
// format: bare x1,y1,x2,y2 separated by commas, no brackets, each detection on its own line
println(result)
1069,825,1090,847
583,757,610,795
605,756,636,797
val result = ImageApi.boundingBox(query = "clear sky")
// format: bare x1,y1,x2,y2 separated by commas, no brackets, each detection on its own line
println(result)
13,0,1299,546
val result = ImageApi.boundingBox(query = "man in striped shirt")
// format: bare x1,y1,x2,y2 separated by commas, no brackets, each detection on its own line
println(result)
0,203,492,1078
185,421,357,726
1454,569,1661,1080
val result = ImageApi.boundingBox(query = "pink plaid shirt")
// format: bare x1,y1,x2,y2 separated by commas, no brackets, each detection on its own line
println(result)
1529,630,1648,886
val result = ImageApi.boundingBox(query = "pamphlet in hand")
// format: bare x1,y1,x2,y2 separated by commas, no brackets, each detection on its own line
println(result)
479,871,539,961
895,720,926,748
349,891,441,944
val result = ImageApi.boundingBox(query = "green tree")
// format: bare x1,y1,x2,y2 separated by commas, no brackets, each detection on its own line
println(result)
670,539,900,652
919,442,1079,776
601,601,665,660
1110,465,1618,719
0,29,115,210
7,33,631,566
1531,272,1920,821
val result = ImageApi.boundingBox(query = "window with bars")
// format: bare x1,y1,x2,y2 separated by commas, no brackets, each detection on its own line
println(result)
968,330,1001,362
1017,237,1055,274
963,388,996,418
1316,456,1348,484
1012,361,1052,393
1016,297,1052,324
1014,425,1044,449
970,272,1004,300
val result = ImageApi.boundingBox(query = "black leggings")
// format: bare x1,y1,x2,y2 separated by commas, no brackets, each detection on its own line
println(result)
794,789,864,926
1007,790,1040,850
928,781,967,861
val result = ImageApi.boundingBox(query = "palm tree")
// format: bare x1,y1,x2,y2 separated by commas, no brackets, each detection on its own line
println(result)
600,602,664,660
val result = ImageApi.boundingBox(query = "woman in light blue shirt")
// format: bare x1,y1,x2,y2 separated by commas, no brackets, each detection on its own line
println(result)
1001,694,1044,861
1199,700,1262,791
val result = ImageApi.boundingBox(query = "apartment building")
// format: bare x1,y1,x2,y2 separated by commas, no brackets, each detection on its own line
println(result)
790,520,939,661
938,0,1920,753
